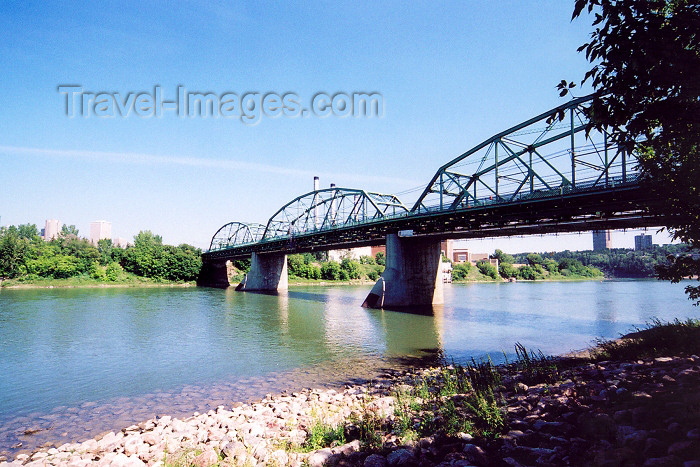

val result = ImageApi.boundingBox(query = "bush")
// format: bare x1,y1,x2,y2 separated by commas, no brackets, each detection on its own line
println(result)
105,262,127,281
340,258,362,279
499,262,518,279
452,262,471,281
321,261,341,280
517,265,537,280
477,261,499,279
375,252,386,266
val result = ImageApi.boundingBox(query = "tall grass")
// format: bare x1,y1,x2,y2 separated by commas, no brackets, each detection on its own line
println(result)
594,318,700,360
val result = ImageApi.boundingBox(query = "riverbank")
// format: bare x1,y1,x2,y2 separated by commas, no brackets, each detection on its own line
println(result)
0,278,196,289
2,320,698,466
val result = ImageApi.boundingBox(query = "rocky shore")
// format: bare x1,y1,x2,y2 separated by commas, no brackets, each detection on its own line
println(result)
1,349,698,467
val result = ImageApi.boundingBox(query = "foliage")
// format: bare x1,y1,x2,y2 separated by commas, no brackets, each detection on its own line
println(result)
476,261,499,279
348,402,383,449
320,260,341,280
562,0,700,303
492,249,514,264
526,253,543,266
498,262,518,279
391,361,507,440
375,252,386,266
516,265,539,281
593,318,700,360
0,227,29,278
304,419,345,451
287,254,322,280
60,224,79,237
508,343,560,385
451,262,472,281
359,255,376,265
340,258,362,279
0,225,200,283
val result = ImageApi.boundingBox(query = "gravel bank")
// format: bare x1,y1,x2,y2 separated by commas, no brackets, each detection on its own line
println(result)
1,354,699,466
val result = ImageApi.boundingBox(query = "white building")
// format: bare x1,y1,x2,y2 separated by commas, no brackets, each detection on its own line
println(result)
43,219,60,240
90,221,112,245
328,246,373,263
112,237,129,248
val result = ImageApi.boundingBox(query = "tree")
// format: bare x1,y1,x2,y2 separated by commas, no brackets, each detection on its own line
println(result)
477,261,499,280
452,262,471,281
321,261,341,280
375,252,386,266
562,0,700,303
340,258,362,280
0,228,28,278
492,249,515,264
499,262,518,279
17,224,40,240
61,224,79,237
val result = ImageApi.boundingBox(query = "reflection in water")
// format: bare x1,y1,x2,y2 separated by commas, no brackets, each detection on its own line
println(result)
0,280,697,457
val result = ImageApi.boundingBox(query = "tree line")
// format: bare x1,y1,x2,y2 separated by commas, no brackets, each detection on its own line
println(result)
0,224,201,282
451,250,603,282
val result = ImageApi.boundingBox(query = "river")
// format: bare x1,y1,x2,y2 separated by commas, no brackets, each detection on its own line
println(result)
0,280,696,457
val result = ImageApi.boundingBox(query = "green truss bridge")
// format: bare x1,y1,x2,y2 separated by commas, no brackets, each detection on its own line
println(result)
199,95,665,308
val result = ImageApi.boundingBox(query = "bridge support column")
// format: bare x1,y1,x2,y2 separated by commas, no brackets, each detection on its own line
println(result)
197,260,231,288
236,252,288,292
362,233,443,309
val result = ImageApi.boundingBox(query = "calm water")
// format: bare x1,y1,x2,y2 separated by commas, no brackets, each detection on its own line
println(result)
0,280,697,456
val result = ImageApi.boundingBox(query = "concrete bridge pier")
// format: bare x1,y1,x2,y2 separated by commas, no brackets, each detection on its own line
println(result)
236,252,288,292
362,233,444,309
197,260,231,288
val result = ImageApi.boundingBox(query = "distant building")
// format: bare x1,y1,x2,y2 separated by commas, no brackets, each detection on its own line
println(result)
43,219,60,240
592,230,612,250
328,246,373,263
113,237,129,248
441,240,498,268
635,234,654,251
89,221,112,245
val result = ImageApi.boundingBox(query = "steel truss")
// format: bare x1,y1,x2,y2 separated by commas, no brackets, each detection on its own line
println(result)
412,95,636,213
262,188,408,241
208,222,266,251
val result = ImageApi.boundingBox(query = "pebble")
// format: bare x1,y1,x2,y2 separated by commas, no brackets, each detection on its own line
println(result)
0,355,697,466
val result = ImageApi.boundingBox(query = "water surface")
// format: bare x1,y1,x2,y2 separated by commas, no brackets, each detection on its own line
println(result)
0,280,696,457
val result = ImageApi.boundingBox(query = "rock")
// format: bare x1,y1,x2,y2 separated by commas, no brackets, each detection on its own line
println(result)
386,448,417,466
644,438,667,458
668,441,698,458
192,449,218,467
364,454,387,467
266,450,289,466
687,428,700,440
308,448,333,467
335,440,361,455
463,444,486,465
643,456,681,467
142,432,158,446
221,440,246,459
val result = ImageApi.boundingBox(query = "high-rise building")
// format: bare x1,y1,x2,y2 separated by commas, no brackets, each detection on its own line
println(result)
592,230,612,250
90,221,112,245
113,237,129,248
635,234,653,251
43,219,60,240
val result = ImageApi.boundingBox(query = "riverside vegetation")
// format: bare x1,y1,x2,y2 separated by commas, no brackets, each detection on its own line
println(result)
2,222,686,287
3,319,698,466
0,225,201,287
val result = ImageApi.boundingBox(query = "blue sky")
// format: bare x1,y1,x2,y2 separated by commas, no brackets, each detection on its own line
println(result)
0,1,672,251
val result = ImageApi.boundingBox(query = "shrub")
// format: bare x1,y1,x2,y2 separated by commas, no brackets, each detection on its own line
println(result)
452,262,471,281
477,261,499,279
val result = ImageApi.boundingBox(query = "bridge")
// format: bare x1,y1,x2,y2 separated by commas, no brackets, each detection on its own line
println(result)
199,95,665,308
